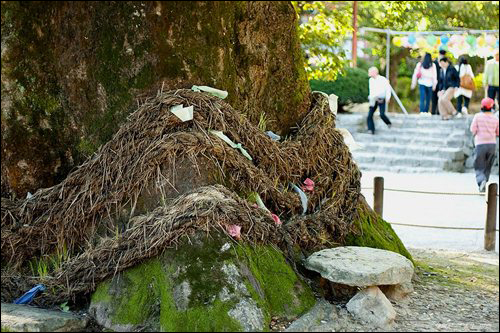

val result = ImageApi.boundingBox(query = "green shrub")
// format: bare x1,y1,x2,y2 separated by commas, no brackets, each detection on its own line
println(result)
473,73,484,91
394,77,417,100
310,67,369,107
392,77,419,113
398,58,416,78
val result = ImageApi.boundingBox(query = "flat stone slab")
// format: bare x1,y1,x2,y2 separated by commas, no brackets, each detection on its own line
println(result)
1,303,87,332
304,246,414,287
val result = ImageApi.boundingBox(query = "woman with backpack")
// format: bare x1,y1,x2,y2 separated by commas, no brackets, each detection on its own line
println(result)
411,53,437,115
454,55,475,117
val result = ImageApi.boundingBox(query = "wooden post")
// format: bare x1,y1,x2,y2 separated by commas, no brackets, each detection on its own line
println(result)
374,177,384,218
351,1,358,68
484,183,498,251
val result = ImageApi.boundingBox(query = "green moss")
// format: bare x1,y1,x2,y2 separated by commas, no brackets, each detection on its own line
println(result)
91,234,315,331
159,295,242,332
1,326,13,332
344,209,414,264
91,280,112,304
415,259,499,293
235,245,315,319
112,261,161,325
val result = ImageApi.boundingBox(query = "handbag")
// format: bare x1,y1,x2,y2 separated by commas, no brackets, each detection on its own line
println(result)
416,63,422,79
460,74,475,91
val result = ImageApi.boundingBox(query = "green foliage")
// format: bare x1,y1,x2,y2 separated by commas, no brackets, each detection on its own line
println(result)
395,77,414,99
60,302,70,313
29,259,49,279
360,1,499,71
474,73,484,91
425,1,500,31
398,58,416,78
309,67,369,106
292,1,352,80
359,1,428,60
392,77,420,113
29,244,70,278
258,112,268,132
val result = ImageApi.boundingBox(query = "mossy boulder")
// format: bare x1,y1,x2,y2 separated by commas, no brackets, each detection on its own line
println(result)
344,197,413,264
89,232,315,332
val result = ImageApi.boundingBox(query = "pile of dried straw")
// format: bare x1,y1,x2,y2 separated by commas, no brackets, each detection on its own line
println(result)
1,89,360,304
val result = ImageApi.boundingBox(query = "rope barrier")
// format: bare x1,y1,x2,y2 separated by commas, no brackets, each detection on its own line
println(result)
388,221,499,232
361,187,496,197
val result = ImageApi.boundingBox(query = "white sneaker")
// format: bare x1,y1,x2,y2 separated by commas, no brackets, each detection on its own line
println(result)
461,107,468,115
456,113,463,118
479,180,487,193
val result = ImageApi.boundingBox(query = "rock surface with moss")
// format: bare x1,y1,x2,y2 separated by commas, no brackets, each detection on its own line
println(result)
89,232,315,332
345,197,413,263
1,1,310,197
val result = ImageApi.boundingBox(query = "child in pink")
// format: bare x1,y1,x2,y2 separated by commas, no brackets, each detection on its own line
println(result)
470,98,499,192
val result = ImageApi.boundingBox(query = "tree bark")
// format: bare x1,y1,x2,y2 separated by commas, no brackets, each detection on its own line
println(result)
1,1,310,197
388,48,409,112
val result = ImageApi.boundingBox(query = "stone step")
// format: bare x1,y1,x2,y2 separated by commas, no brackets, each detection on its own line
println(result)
337,118,470,129
336,114,472,130
357,143,465,160
336,112,472,173
352,152,463,171
370,128,466,139
355,164,444,173
352,133,466,148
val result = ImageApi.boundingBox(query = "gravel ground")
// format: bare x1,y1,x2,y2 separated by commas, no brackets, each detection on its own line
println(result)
274,248,499,332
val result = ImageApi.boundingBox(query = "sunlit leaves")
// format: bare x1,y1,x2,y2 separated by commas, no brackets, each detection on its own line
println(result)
293,1,352,80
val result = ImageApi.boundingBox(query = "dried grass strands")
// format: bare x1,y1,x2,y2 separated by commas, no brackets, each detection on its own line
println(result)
1,89,361,302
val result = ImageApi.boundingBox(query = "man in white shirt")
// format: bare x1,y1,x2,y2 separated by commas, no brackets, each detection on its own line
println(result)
367,67,392,134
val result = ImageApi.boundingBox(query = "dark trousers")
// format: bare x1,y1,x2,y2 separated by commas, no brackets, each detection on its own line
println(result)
456,95,470,112
367,100,391,133
474,143,497,186
431,89,439,115
487,85,499,106
419,84,432,113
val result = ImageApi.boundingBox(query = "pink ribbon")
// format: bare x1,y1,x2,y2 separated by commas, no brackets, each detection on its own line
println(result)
301,178,315,192
226,224,241,240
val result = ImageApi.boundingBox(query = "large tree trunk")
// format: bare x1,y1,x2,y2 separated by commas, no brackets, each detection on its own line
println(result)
1,1,310,197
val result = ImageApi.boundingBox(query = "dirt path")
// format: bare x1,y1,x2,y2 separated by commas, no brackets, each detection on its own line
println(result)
276,248,499,332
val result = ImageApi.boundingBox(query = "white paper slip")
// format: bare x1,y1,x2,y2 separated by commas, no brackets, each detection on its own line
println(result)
170,105,194,122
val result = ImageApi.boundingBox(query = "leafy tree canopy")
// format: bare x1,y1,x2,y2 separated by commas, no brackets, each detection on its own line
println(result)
294,1,499,80
293,1,352,80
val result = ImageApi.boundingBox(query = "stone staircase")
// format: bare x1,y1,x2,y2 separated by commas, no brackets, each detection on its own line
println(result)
336,113,474,173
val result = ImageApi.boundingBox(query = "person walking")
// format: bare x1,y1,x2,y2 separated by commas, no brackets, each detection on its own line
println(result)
454,55,475,117
431,49,447,115
470,97,499,192
483,50,499,111
411,53,437,115
437,57,460,120
367,67,392,134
